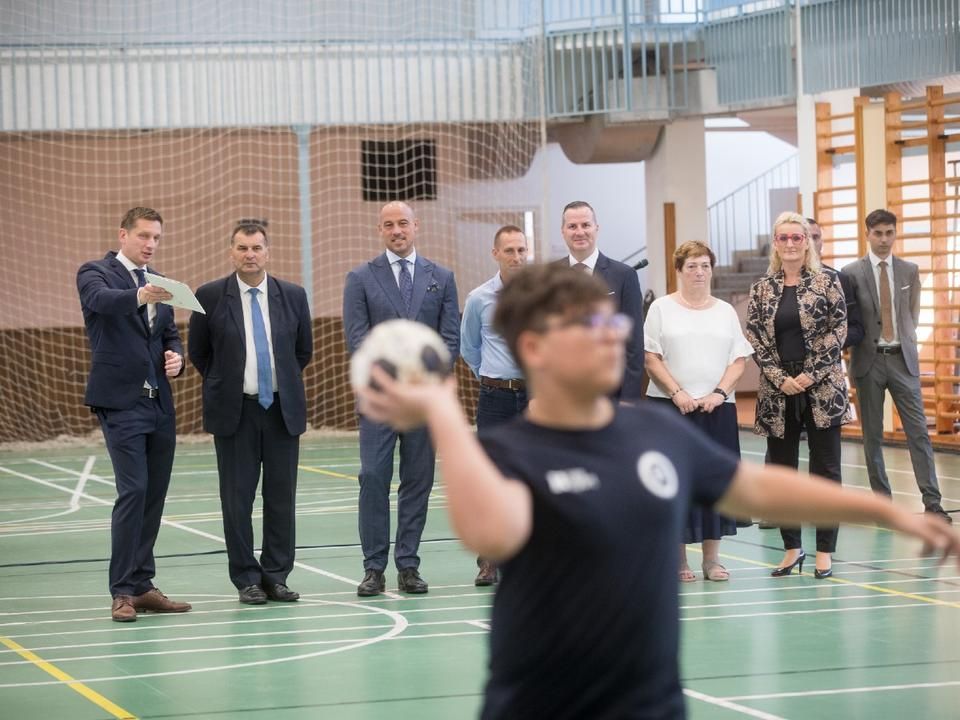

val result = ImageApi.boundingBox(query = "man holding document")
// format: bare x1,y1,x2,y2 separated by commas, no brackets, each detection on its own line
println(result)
77,206,192,622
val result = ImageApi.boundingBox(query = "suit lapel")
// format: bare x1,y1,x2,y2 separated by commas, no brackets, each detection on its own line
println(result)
114,257,151,338
408,256,433,319
267,275,283,349
891,256,906,321
225,274,245,340
860,256,880,318
371,254,407,318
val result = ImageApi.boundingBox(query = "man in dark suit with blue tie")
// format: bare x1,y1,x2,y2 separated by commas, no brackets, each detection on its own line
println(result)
189,221,314,604
556,201,644,401
343,201,460,596
77,207,192,622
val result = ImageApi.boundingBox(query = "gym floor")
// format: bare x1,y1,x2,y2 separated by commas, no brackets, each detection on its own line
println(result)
1,432,958,720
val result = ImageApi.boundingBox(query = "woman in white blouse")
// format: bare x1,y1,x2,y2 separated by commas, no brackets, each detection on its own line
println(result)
644,241,755,582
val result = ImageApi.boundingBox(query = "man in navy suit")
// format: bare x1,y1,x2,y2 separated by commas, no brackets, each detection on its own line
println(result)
189,221,314,604
77,207,192,622
556,200,644,401
343,201,460,596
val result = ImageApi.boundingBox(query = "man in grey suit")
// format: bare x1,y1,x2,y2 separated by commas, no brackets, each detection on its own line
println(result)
343,201,461,595
555,201,644,401
841,209,952,523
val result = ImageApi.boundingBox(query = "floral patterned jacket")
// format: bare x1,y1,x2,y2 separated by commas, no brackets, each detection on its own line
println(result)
745,268,852,438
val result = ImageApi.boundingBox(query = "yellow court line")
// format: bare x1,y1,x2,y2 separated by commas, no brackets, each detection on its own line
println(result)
0,636,137,719
298,464,354,480
685,546,960,609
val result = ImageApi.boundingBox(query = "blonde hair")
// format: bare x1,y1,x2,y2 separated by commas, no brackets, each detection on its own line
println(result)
768,211,821,274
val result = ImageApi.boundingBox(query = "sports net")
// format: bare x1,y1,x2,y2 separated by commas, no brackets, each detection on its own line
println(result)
0,0,546,441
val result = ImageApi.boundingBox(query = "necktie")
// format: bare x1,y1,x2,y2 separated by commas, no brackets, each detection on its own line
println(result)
878,261,894,343
133,268,159,389
573,262,589,273
398,259,413,315
248,288,274,409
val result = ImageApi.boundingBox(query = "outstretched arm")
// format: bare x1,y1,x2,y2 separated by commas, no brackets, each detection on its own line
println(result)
358,366,532,560
717,462,960,566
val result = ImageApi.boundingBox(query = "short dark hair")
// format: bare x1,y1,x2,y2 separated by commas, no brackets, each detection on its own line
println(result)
561,201,597,224
493,263,610,369
494,225,524,247
673,240,716,272
231,220,269,245
120,207,163,230
865,209,897,230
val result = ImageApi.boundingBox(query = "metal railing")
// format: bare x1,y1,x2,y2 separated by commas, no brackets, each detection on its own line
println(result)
707,153,798,267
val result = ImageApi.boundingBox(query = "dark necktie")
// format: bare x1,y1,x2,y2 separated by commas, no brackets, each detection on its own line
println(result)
398,259,413,315
573,262,589,273
133,268,159,389
248,288,274,409
878,261,894,343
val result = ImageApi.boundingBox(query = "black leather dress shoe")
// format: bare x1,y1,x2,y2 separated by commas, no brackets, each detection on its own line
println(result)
357,569,385,597
238,585,268,605
398,567,428,594
925,504,954,524
263,583,299,602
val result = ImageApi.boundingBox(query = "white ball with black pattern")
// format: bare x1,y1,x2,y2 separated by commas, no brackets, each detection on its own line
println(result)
350,319,452,392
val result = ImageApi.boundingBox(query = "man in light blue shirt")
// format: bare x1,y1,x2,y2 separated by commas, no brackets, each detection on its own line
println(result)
461,225,529,585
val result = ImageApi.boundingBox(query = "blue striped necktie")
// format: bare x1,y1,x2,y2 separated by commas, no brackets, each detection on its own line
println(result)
248,288,273,409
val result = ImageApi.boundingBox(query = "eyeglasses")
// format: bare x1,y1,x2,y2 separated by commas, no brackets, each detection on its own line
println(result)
546,312,634,336
775,233,806,245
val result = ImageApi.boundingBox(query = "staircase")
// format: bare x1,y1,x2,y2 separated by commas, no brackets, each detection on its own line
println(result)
711,245,769,304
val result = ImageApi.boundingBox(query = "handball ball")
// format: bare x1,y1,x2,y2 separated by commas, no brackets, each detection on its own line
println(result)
350,319,452,391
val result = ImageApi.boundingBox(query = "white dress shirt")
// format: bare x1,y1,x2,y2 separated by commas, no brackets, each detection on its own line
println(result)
236,274,279,395
386,248,417,286
868,250,900,346
117,250,156,329
567,247,599,274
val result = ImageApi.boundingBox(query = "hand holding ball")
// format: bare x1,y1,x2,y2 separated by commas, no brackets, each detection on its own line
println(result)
350,319,452,391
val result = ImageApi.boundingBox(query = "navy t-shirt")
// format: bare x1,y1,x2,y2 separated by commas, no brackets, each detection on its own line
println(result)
477,403,739,720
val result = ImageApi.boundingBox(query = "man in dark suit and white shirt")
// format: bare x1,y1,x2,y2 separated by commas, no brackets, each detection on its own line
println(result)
556,200,644,401
77,206,192,622
343,201,460,596
189,221,314,604
841,209,951,523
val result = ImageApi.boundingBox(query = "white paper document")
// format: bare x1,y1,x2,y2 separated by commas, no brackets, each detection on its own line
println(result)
143,273,206,314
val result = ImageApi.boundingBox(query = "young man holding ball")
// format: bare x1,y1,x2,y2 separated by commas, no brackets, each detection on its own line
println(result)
357,263,960,719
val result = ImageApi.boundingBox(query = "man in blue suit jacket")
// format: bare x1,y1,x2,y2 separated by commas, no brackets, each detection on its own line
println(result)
555,201,645,401
343,201,460,596
77,207,192,622
189,221,314,604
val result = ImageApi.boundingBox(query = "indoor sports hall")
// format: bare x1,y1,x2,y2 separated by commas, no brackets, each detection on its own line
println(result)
2,1,959,718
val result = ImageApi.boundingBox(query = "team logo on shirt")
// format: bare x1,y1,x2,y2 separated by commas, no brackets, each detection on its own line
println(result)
636,451,678,499
545,468,600,494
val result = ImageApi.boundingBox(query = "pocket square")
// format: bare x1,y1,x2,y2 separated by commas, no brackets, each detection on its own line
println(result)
900,286,910,291
607,291,616,295
427,281,440,293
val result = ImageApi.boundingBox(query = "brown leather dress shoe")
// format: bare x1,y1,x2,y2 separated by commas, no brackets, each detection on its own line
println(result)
475,558,498,587
133,587,192,613
111,595,137,622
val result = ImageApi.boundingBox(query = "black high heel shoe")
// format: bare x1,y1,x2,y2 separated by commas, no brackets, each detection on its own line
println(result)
770,550,805,577
814,567,833,579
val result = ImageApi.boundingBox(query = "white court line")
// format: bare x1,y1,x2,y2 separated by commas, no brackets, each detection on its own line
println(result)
0,599,409,689
684,688,787,720
2,461,403,600
725,679,960,702
0,617,492,665
682,601,930,622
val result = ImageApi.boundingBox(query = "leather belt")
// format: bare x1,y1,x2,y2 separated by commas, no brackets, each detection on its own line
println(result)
141,387,159,399
876,345,901,355
480,376,526,392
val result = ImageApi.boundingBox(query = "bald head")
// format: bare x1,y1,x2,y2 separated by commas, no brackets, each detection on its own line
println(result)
378,202,419,257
